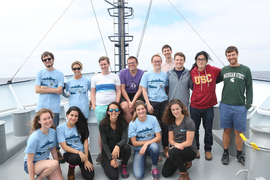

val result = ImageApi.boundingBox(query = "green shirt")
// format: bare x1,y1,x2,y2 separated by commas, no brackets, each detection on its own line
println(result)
218,64,253,110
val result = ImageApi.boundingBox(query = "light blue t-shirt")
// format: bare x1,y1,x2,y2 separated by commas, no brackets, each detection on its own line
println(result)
24,128,56,162
66,77,91,118
35,69,64,113
57,123,84,153
139,70,168,102
128,115,161,151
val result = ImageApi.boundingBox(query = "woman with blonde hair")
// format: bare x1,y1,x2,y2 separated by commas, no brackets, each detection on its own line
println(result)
23,108,63,180
128,100,161,180
162,99,197,180
66,61,91,119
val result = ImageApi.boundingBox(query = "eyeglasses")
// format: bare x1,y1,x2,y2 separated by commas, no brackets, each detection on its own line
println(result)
152,60,162,64
109,109,119,113
197,58,206,62
127,62,136,65
42,58,52,62
72,67,81,71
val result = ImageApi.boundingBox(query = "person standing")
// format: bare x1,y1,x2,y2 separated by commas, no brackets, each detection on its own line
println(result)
91,56,121,165
66,61,91,119
161,44,174,72
167,52,193,107
219,46,253,167
140,54,169,161
190,51,221,161
35,51,64,162
119,56,144,123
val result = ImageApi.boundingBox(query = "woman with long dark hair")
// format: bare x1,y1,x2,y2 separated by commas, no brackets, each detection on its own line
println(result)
57,106,94,180
162,99,197,180
128,100,162,180
99,102,131,180
190,51,221,160
23,108,63,180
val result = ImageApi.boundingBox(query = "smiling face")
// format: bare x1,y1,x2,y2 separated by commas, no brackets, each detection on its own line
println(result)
108,104,120,123
72,64,82,76
196,54,207,71
38,112,53,129
127,58,138,71
170,104,183,119
174,55,185,71
67,110,79,125
162,47,172,59
226,51,239,67
135,104,147,119
151,56,162,70
42,55,54,68
99,59,110,73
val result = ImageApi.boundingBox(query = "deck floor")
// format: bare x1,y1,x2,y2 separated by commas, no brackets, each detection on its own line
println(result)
0,126,247,180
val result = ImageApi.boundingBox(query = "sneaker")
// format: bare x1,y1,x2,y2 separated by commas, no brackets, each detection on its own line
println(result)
121,164,129,178
221,152,229,165
151,168,160,180
196,150,200,159
57,150,65,163
205,151,212,161
235,154,245,167
95,153,102,165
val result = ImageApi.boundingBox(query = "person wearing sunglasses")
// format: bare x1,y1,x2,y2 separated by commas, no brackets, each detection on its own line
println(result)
128,100,162,180
66,61,91,119
119,56,145,124
35,51,65,163
99,102,131,179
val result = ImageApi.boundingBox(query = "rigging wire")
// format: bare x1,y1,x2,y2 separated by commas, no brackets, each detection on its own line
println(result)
89,0,112,71
136,0,153,58
167,0,225,66
8,0,76,83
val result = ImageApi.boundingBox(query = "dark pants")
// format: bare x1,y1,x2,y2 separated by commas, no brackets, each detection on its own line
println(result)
162,148,196,177
64,151,94,180
150,100,168,149
53,113,60,150
190,106,214,152
102,144,131,180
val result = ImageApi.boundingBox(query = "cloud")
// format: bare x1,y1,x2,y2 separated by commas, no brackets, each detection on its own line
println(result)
0,0,270,78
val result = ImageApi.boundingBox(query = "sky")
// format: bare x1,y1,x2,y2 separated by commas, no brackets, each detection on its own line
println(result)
0,0,270,79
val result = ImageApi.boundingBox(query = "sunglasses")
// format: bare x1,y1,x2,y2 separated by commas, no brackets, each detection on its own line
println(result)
42,58,52,62
109,108,119,113
72,67,81,71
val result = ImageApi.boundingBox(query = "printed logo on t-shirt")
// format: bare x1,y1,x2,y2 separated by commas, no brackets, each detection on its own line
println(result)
180,129,186,132
41,76,58,87
65,134,80,146
224,72,244,81
36,140,54,156
137,127,154,140
70,84,86,95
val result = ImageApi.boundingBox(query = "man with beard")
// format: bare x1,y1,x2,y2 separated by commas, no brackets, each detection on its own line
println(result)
35,51,65,162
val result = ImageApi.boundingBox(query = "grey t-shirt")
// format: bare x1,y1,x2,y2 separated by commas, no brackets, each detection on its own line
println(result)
168,116,197,153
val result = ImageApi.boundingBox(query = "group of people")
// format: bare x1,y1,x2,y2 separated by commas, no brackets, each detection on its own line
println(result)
24,45,253,180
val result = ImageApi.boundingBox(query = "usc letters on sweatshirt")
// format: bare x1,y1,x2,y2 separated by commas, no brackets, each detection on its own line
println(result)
190,64,221,109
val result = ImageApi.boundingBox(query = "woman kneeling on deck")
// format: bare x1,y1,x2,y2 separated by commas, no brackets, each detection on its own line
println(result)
57,106,94,180
99,102,131,180
162,99,197,180
24,108,63,180
128,100,162,180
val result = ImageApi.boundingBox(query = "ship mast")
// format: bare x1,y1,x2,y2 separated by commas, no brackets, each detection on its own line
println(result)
105,0,133,71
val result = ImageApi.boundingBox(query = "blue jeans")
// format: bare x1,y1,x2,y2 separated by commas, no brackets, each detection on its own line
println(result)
133,143,159,179
190,106,214,152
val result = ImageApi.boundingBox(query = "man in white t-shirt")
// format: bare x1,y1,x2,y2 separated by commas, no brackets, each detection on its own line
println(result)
161,44,174,73
91,56,121,165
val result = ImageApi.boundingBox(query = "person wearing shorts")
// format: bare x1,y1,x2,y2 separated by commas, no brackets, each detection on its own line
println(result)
91,56,121,165
119,56,144,123
218,46,253,167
